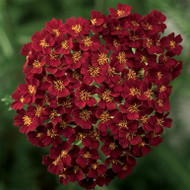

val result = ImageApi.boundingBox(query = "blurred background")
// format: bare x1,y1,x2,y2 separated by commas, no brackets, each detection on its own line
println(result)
0,0,190,189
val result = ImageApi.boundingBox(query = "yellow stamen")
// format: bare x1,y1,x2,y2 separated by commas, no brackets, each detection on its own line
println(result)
127,69,136,80
91,18,97,25
53,80,65,92
40,39,49,48
157,72,163,80
83,151,91,159
50,109,58,119
83,37,93,47
169,41,176,49
33,60,41,68
117,120,128,129
159,85,166,93
79,90,91,101
72,24,82,33
100,111,110,123
116,52,126,64
53,29,60,37
61,40,69,50
97,53,108,65
23,115,32,126
72,51,81,63
128,104,139,113
79,110,92,121
35,106,43,117
102,89,113,102
28,85,35,94
117,10,125,17
88,66,100,77
47,129,57,138
129,88,140,96
109,142,116,150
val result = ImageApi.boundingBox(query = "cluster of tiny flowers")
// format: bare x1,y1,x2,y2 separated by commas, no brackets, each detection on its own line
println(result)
12,3,183,190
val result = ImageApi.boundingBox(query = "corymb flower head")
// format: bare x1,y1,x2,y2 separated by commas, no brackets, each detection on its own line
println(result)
12,3,183,190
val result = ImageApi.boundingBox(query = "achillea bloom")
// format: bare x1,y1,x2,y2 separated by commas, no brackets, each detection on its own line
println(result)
12,3,183,190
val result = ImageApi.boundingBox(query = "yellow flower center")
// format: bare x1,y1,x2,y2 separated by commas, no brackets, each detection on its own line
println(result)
97,53,108,65
114,25,122,31
159,85,166,93
62,97,72,108
72,24,82,33
141,55,147,63
53,80,65,92
79,110,92,121
91,18,97,25
146,23,153,30
102,89,113,102
129,88,140,96
117,120,128,129
77,132,86,140
109,142,116,150
169,41,176,49
60,150,68,158
79,90,91,101
146,38,152,48
141,114,149,123
72,51,81,63
53,29,60,37
39,39,49,48
50,109,58,119
127,69,136,80
132,20,139,27
113,39,120,48
83,37,93,47
100,111,110,123
22,115,32,126
36,132,43,138
144,89,153,100
116,52,126,64
60,120,68,129
61,40,69,50
88,66,100,77
47,129,57,138
83,151,91,159
28,85,35,94
128,104,139,113
32,60,41,68
117,10,125,17
108,67,116,76
157,72,163,80
35,106,43,117
157,99,163,107
20,96,25,103
50,51,58,60
157,118,164,126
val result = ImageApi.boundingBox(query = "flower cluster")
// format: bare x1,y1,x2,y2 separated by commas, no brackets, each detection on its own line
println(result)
12,3,183,189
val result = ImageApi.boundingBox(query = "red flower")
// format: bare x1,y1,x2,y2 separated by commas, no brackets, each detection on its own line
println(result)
66,17,90,37
75,84,96,107
73,107,97,129
109,3,132,19
76,147,100,168
32,29,55,54
14,108,38,134
48,75,70,98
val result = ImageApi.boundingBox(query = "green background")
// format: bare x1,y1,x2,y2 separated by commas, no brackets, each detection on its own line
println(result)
0,0,189,190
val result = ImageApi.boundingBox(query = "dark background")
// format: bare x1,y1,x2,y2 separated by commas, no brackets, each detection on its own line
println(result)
0,0,190,190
